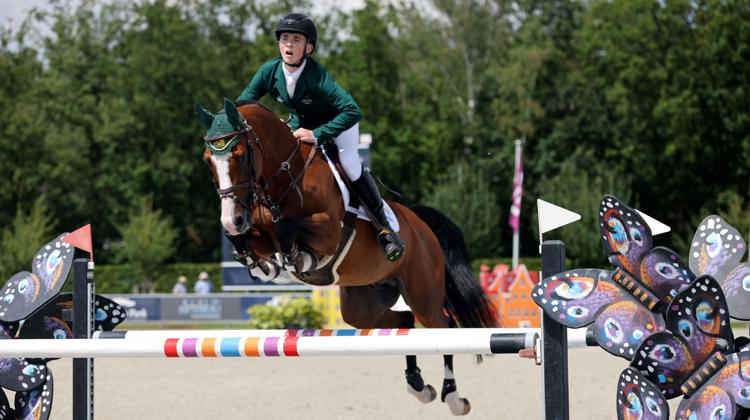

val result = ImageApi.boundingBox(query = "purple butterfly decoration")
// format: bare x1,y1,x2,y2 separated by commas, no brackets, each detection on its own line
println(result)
0,370,54,420
532,268,665,359
672,350,750,420
690,215,750,320
0,234,74,322
533,195,694,360
14,369,53,420
616,367,669,420
629,276,733,399
600,196,695,307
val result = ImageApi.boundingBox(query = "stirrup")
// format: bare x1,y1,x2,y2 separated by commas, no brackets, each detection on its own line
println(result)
378,229,405,262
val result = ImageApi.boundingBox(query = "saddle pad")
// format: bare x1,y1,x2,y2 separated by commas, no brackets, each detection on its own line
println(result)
320,148,400,232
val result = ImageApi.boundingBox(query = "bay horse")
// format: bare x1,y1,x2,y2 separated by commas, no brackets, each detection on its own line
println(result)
195,98,497,415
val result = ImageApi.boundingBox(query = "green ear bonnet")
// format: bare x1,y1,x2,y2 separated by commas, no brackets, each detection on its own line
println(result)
195,99,246,155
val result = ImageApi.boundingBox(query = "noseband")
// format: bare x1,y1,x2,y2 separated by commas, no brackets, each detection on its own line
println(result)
205,120,318,223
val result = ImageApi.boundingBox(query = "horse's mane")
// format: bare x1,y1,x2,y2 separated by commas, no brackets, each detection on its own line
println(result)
235,99,276,117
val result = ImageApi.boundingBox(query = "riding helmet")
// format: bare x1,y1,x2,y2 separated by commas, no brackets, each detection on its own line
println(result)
275,13,317,45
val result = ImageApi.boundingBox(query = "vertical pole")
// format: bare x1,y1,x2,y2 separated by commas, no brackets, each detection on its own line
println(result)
541,240,568,420
73,258,94,420
511,138,523,269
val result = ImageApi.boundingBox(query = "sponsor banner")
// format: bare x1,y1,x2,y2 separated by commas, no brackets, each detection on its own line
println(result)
107,294,306,322
111,296,161,322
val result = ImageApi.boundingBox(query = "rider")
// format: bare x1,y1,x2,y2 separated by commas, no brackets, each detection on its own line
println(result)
237,13,405,262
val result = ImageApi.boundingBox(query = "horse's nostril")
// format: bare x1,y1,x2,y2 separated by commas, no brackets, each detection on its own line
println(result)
234,215,243,226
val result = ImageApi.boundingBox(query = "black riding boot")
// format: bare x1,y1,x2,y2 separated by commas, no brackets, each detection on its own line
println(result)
351,169,405,261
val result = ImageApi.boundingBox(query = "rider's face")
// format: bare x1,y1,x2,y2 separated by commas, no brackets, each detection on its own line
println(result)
278,32,313,65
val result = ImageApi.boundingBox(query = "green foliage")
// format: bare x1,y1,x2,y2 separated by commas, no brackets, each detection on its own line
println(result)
113,198,177,292
0,198,56,279
247,297,325,329
0,0,748,267
67,262,221,294
533,161,631,267
424,160,502,259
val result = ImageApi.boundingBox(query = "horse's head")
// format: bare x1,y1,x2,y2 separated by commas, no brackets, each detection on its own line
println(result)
196,98,260,236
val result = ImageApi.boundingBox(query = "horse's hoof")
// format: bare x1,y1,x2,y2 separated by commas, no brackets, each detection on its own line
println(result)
250,260,280,281
444,392,471,416
407,383,437,404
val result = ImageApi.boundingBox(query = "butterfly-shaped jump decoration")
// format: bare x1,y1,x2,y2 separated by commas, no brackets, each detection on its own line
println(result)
0,234,74,322
671,349,750,420
616,367,670,420
690,215,750,320
532,195,694,359
19,293,127,340
0,369,54,420
14,369,53,420
628,275,733,396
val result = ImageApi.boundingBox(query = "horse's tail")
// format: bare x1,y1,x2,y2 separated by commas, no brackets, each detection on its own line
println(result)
410,205,498,328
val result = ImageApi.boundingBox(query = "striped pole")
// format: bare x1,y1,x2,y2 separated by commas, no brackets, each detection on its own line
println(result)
2,329,532,358
0,328,592,359
94,327,546,339
93,327,592,345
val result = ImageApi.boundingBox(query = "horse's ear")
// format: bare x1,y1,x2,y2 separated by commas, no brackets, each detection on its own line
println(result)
224,97,242,129
194,103,215,129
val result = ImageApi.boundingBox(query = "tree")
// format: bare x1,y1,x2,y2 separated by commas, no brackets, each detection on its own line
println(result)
533,160,632,267
113,198,177,293
424,160,502,259
0,197,56,279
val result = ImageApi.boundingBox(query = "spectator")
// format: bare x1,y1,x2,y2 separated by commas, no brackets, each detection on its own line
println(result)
172,275,188,294
194,271,212,294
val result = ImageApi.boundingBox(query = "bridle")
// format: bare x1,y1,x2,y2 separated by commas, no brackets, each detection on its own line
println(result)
205,119,318,223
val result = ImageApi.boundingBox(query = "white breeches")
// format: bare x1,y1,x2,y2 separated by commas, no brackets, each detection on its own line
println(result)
332,123,363,181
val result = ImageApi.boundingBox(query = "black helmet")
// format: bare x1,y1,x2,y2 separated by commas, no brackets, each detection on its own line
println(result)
276,13,318,45
275,13,317,45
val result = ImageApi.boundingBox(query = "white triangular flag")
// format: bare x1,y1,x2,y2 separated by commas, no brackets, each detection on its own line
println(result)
537,199,581,235
635,209,671,236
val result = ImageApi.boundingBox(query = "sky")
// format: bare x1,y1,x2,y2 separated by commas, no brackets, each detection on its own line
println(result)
0,0,367,29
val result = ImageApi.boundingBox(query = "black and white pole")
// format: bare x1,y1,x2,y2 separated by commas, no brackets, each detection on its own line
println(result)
72,258,95,420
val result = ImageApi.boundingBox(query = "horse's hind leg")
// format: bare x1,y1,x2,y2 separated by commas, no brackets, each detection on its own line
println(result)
338,284,437,405
441,354,470,415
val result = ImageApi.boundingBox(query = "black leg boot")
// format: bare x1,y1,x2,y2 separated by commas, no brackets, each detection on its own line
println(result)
351,168,406,261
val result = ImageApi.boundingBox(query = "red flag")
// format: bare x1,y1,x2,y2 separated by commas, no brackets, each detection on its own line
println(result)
63,224,93,261
508,146,523,232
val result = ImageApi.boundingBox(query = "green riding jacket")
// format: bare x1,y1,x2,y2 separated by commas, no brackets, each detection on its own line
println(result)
237,57,361,145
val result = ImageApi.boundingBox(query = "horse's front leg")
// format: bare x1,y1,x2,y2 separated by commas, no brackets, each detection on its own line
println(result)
275,217,316,272
299,211,342,256
228,225,283,281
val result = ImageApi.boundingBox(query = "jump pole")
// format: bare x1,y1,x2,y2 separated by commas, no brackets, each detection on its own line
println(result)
72,258,95,420
1,328,545,358
541,240,568,420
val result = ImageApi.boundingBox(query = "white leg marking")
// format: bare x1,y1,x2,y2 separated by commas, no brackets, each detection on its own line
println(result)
407,383,437,404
